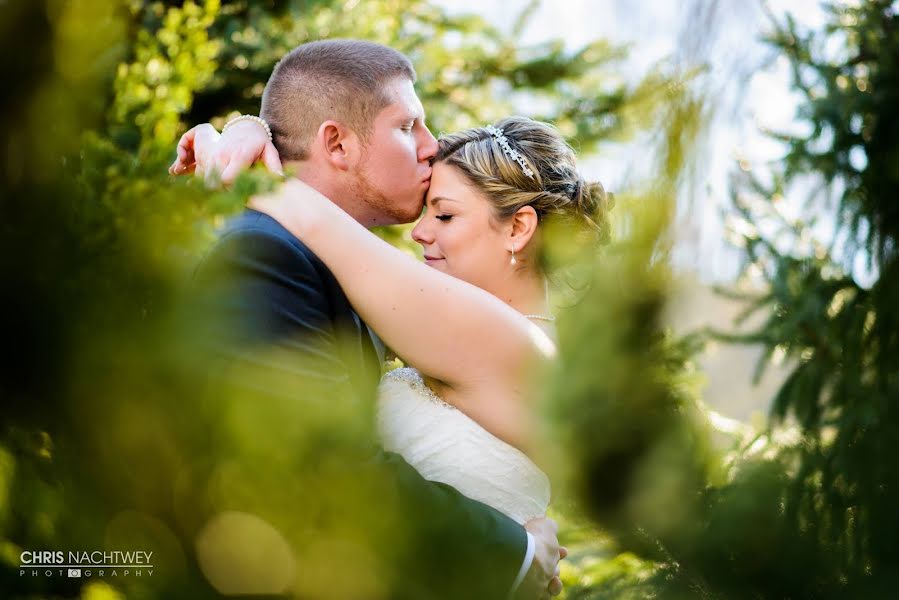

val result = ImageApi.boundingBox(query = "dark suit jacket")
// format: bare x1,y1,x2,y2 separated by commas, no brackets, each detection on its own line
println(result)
193,209,527,598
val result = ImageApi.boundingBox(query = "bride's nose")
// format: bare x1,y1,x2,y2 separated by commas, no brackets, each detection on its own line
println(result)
411,218,433,246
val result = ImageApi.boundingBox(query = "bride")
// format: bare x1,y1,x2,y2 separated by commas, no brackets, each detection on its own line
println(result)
180,114,608,595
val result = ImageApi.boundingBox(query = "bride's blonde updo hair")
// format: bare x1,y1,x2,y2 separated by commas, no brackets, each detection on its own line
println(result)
435,116,612,250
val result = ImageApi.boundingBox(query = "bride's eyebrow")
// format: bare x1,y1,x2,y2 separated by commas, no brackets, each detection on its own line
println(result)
431,197,459,204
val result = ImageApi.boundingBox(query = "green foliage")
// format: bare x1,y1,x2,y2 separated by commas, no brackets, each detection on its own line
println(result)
113,0,222,160
767,0,899,264
546,2,899,598
540,83,720,598
700,0,899,596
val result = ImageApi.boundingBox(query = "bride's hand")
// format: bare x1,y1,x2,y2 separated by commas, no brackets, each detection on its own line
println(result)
169,123,220,177
169,119,283,186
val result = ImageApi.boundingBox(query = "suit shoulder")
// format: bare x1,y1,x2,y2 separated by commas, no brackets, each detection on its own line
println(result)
217,210,314,258
201,209,332,277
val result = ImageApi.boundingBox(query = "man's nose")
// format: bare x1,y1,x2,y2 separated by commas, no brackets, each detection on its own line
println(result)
419,128,438,163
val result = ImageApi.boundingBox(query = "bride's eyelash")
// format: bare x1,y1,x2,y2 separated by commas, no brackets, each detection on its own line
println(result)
435,215,453,222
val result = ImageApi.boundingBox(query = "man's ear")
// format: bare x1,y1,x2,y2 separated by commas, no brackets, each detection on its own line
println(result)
509,205,539,254
316,120,358,171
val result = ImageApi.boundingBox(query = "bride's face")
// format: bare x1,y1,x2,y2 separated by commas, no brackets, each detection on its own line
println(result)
411,162,513,295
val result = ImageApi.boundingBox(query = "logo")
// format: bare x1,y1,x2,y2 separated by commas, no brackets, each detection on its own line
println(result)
19,550,154,579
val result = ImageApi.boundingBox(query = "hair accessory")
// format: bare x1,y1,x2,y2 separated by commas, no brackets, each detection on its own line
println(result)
485,125,534,178
223,114,273,141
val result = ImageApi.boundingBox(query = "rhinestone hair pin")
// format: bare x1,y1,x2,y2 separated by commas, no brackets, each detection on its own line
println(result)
485,125,535,179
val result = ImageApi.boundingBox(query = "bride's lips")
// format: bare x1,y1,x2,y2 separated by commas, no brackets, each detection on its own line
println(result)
423,255,443,263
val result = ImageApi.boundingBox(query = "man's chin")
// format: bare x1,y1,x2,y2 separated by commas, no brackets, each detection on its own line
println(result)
354,172,424,225
391,200,425,225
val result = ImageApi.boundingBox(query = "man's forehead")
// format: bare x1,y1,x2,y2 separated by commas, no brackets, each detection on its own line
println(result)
384,78,426,119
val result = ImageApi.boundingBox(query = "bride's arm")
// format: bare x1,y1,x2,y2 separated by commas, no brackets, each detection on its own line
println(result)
250,179,553,441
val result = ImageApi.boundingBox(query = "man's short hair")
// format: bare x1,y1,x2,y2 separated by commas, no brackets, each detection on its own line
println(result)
261,39,416,161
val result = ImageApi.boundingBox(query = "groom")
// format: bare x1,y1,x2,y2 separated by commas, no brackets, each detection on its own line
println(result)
186,40,563,599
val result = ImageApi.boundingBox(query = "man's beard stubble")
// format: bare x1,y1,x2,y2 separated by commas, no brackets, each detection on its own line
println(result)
351,164,423,227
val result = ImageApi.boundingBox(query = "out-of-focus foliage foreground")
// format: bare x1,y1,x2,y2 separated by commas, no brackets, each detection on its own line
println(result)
1,0,897,598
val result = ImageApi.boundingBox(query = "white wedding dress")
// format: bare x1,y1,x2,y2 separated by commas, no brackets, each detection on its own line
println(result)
377,367,551,524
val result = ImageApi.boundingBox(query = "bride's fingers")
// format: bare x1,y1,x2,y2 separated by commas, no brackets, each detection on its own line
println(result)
169,159,196,176
559,546,568,559
195,162,209,185
175,128,197,164
547,575,563,596
176,139,192,162
220,147,260,184
204,150,230,188
261,142,285,176
219,159,241,186
169,142,193,174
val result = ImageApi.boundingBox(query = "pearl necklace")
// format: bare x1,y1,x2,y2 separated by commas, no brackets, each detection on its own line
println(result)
524,281,556,322
524,314,556,322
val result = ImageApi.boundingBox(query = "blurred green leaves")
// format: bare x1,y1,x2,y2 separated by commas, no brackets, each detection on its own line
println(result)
700,1,899,597
113,0,222,159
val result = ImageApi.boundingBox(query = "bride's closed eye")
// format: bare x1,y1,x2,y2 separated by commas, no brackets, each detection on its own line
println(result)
435,214,453,222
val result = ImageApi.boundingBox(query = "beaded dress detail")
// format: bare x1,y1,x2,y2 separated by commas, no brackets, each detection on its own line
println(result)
378,367,550,524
